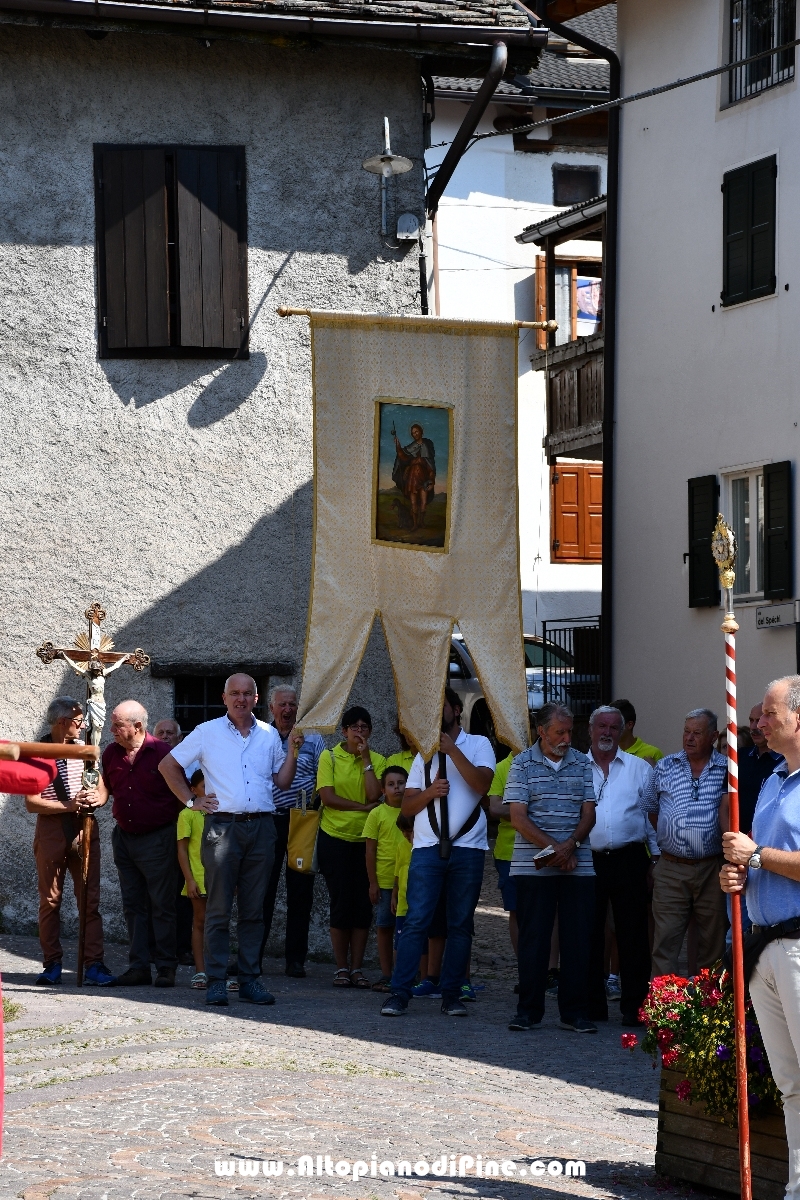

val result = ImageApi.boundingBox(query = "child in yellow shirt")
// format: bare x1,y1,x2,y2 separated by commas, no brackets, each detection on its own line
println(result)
177,769,207,989
391,814,414,952
363,765,407,991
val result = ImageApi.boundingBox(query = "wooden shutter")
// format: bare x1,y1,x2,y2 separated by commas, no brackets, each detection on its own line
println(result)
688,475,720,607
750,157,777,299
97,147,170,349
763,460,793,600
176,148,245,350
551,462,603,562
535,255,547,350
722,156,776,306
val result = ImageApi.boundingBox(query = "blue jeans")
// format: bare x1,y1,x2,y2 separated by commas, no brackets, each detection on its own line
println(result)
390,845,485,1002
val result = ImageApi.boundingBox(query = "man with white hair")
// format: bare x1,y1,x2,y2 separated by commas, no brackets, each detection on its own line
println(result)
721,675,800,1197
640,707,727,975
153,718,182,748
586,706,658,1027
101,700,195,987
159,674,303,1006
504,703,597,1033
259,684,325,979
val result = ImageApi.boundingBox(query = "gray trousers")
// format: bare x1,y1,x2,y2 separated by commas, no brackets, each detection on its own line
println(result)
111,822,178,971
202,813,276,983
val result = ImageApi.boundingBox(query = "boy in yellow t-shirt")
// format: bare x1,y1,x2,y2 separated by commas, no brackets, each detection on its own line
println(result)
177,769,207,989
488,753,517,955
363,765,407,991
391,814,414,949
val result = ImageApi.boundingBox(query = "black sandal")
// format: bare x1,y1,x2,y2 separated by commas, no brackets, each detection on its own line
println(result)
371,975,392,993
333,968,352,988
349,969,371,989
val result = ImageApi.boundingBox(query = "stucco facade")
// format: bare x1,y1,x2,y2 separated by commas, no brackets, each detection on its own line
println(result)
0,22,425,941
613,0,800,755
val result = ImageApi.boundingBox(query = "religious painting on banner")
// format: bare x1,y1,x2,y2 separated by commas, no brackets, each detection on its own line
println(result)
374,400,452,550
297,311,531,761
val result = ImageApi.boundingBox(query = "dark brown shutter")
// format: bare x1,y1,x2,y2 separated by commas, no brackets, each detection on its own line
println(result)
722,156,776,307
688,475,720,607
177,148,245,350
763,460,793,600
97,147,169,349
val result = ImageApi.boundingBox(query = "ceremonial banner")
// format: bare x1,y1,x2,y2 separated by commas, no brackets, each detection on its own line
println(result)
297,312,530,760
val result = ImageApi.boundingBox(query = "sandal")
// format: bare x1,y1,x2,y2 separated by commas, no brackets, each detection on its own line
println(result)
371,975,392,993
349,969,371,989
191,972,207,989
333,968,353,988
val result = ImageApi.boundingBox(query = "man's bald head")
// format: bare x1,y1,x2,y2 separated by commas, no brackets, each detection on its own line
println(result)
110,701,149,750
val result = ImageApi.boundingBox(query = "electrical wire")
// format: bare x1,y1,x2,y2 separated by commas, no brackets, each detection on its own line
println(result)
428,35,800,157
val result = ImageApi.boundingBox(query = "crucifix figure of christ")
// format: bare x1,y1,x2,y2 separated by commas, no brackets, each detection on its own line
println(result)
35,602,150,983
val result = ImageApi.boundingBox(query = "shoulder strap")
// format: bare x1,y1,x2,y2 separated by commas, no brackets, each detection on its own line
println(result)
51,766,71,807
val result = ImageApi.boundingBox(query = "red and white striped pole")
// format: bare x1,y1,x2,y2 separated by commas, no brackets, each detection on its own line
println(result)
713,514,751,1200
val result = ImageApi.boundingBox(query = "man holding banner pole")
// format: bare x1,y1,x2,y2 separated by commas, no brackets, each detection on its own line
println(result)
721,676,800,1200
381,688,495,1018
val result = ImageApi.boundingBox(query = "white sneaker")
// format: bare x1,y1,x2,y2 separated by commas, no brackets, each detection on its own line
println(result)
605,974,621,1001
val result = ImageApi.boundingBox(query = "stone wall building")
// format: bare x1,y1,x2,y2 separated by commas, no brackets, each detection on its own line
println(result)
0,0,543,946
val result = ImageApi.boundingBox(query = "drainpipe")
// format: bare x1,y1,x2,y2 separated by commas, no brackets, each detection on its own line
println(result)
515,0,620,702
424,39,509,217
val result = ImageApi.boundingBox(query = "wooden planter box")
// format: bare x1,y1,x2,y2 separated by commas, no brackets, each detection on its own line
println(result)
656,1068,788,1200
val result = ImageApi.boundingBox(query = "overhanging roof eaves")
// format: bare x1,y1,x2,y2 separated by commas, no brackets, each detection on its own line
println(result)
0,0,548,48
516,192,607,243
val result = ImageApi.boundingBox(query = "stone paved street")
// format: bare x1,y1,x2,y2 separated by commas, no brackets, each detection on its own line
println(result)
0,866,679,1200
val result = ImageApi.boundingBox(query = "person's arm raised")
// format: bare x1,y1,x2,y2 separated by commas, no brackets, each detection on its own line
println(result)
724,829,800,883
440,730,494,795
273,729,303,791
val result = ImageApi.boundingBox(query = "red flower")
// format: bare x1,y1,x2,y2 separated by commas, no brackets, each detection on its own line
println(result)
661,1049,680,1068
676,1080,692,1101
621,1033,638,1050
657,1029,674,1050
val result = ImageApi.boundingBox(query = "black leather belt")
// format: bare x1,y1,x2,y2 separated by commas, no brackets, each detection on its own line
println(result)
211,811,273,823
592,842,647,855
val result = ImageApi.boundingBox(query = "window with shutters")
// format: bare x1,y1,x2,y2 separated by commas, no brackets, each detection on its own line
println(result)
551,461,602,563
721,462,793,600
725,468,765,596
721,156,777,307
94,145,248,359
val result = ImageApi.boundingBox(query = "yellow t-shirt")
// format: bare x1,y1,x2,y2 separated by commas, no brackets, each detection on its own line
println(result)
362,802,403,888
489,753,515,861
317,744,387,843
394,836,413,917
384,750,414,775
627,736,664,764
176,807,206,896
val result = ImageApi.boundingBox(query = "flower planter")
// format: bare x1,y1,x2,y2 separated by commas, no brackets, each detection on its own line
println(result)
656,1068,788,1200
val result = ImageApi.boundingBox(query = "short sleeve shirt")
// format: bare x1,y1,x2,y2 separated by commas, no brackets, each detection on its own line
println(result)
384,750,415,774
362,802,404,888
489,754,515,861
394,837,413,916
176,807,206,895
406,730,495,851
317,744,387,842
171,716,285,814
102,734,182,834
504,742,596,877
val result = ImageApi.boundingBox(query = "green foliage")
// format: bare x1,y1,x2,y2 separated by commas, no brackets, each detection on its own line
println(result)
639,969,781,1122
3,996,23,1023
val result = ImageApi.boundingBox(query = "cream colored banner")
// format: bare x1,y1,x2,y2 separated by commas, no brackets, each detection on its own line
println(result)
297,311,530,761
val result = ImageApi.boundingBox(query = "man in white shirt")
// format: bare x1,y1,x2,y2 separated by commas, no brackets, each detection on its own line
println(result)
586,706,658,1027
159,674,302,1007
380,687,495,1018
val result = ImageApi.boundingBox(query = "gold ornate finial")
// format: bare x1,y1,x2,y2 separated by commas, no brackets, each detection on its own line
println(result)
36,641,59,665
711,513,739,633
127,648,151,672
85,602,107,625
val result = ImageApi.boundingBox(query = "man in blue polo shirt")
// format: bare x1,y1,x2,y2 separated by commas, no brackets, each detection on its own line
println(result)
721,675,800,1197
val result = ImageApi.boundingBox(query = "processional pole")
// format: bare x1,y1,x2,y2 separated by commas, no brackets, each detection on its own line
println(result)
711,513,752,1200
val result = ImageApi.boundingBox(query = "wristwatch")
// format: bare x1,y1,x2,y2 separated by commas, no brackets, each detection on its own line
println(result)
363,763,374,773
569,836,581,848
184,797,195,809
748,845,763,869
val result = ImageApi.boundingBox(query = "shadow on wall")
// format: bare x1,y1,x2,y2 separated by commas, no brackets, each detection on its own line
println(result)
99,351,268,426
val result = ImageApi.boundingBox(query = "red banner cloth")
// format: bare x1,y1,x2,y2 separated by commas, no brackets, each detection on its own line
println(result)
0,751,58,795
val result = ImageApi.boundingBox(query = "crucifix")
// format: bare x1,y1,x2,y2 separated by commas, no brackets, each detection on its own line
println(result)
35,602,150,984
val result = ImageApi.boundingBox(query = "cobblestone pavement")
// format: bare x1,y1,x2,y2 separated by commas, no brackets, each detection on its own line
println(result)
0,864,684,1200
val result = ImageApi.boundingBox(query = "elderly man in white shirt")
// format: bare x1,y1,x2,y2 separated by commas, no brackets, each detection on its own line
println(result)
586,705,658,1027
159,674,302,1007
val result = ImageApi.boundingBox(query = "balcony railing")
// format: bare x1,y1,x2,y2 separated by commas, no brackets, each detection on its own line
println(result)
729,0,796,104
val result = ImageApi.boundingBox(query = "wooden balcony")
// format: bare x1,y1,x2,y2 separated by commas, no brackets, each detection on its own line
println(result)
530,333,604,460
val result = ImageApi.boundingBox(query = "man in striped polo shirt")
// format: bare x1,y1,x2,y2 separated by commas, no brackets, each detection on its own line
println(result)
25,696,114,986
504,703,597,1033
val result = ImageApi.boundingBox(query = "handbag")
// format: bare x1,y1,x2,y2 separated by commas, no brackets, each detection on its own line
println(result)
287,787,320,874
